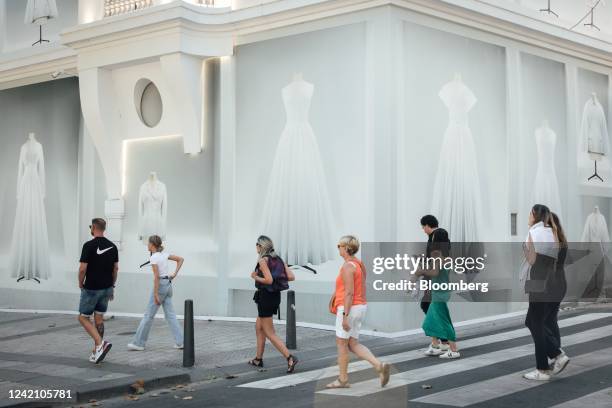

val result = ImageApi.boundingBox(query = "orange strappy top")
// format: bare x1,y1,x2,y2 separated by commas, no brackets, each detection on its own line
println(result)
334,260,367,309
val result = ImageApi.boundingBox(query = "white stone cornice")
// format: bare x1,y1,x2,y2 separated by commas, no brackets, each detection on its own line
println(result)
0,45,76,91
62,0,612,67
2,0,612,91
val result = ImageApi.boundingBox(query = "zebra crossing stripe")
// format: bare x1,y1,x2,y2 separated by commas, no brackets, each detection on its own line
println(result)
238,313,612,390
549,387,612,408
317,323,612,397
411,349,612,406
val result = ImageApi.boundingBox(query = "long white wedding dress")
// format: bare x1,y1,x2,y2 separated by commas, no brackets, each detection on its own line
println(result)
431,78,484,243
138,178,168,243
10,138,51,280
261,77,335,265
532,124,562,216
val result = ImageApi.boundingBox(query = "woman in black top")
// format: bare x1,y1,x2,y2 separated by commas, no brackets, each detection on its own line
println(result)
248,235,298,373
522,206,569,381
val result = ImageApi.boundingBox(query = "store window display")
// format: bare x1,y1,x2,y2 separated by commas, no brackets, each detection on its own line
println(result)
532,120,562,217
138,172,168,243
431,73,484,243
261,73,336,266
581,92,610,182
10,132,50,282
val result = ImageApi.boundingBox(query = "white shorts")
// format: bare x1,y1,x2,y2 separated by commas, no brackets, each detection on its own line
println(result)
335,304,367,339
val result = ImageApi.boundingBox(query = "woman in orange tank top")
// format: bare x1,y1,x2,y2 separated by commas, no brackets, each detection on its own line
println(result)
326,235,390,389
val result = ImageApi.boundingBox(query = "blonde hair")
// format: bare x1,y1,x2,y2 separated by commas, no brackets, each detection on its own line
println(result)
148,235,164,252
256,235,277,259
339,235,360,256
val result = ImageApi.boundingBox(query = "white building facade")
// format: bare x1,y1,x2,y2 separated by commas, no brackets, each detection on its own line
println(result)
0,0,611,333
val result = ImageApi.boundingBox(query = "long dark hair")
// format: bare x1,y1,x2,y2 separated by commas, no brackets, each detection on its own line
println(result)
550,212,567,247
531,204,551,226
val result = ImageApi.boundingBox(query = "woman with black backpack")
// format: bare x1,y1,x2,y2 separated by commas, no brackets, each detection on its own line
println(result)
249,235,299,373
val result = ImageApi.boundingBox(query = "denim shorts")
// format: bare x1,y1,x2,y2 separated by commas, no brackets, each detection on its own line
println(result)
79,287,113,316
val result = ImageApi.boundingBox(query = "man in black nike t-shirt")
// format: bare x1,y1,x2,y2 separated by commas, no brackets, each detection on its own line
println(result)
77,218,118,364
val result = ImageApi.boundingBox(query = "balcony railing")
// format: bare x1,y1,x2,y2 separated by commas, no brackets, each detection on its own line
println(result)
104,1,217,18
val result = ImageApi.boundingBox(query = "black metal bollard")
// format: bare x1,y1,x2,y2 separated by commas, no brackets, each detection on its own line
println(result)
286,290,297,350
183,299,195,367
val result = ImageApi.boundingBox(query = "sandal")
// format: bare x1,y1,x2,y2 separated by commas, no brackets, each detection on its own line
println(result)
325,378,350,389
378,362,390,387
287,354,299,373
248,357,264,368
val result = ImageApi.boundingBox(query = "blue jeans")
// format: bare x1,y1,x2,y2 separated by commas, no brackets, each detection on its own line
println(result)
132,279,183,347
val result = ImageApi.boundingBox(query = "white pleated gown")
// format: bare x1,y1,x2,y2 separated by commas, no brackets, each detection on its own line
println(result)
532,125,562,217
431,79,484,243
10,140,51,280
262,79,335,265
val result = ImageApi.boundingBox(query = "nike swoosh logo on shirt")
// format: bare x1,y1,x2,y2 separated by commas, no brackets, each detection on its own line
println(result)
97,247,113,255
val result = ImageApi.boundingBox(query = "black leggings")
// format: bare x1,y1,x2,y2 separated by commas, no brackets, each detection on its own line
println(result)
525,302,562,370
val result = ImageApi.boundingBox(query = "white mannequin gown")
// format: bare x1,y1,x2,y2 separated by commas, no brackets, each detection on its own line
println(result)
138,179,167,242
262,78,335,265
10,139,51,280
532,125,562,216
24,0,58,25
580,97,610,155
431,79,483,242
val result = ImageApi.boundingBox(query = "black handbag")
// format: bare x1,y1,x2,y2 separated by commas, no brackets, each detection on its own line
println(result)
525,258,556,294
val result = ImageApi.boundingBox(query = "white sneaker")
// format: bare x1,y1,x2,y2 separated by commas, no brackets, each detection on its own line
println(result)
424,344,444,356
551,353,570,375
439,350,460,359
127,343,145,351
94,340,112,364
89,353,96,363
523,369,551,381
173,344,184,350
439,343,450,351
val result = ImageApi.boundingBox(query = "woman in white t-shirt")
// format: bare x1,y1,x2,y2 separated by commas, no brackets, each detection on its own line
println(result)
522,204,569,381
128,235,184,350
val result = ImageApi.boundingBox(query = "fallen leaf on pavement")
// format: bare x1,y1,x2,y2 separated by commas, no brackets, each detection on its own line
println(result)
225,374,237,379
421,384,432,389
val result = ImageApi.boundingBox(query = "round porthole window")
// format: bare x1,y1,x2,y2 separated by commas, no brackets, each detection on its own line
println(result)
134,78,163,128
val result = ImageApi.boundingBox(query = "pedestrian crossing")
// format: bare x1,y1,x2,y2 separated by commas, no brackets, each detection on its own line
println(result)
549,387,612,408
239,313,611,390
236,313,612,407
410,348,612,406
317,323,612,397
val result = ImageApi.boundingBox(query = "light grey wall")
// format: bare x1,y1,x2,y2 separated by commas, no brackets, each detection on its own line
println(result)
233,23,367,250
519,52,567,237
401,21,508,241
0,78,80,257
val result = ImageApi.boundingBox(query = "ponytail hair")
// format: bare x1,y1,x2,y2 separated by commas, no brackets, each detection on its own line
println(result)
148,235,164,252
549,212,567,247
531,204,551,226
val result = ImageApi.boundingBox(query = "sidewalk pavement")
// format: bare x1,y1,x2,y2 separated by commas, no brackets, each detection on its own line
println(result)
0,311,356,407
